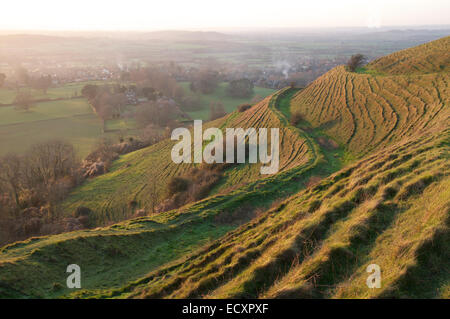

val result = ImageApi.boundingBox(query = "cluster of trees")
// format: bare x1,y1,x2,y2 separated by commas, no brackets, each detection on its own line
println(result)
81,83,186,142
81,82,184,125
3,68,52,111
14,91,35,111
12,67,52,92
139,124,166,146
30,75,52,93
0,140,83,243
226,78,254,98
0,140,80,212
82,84,129,121
141,86,161,101
189,70,220,94
135,99,182,128
120,67,185,101
11,77,52,111
0,67,57,100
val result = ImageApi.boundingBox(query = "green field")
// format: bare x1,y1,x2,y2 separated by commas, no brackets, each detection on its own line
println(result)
104,118,138,132
0,81,114,105
0,80,273,158
179,82,275,120
0,98,121,157
0,98,92,126
0,81,139,157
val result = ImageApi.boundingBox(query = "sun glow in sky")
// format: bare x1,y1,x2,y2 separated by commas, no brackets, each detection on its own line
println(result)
1,0,449,30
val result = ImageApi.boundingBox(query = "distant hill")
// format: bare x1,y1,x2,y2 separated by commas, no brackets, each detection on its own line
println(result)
142,30,235,41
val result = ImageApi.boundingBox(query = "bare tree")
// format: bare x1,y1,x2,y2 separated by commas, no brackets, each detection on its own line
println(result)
14,91,35,111
32,75,52,94
0,154,23,208
347,54,367,72
190,70,220,94
81,84,99,101
23,140,78,189
140,124,164,145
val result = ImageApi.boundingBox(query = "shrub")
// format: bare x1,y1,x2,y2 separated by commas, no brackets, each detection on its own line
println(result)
158,164,228,213
73,206,93,218
128,200,138,208
52,282,63,291
290,112,303,126
21,217,42,236
347,54,367,72
77,215,91,228
317,137,339,150
167,177,190,196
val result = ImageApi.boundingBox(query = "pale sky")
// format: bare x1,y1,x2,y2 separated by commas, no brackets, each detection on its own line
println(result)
0,0,449,31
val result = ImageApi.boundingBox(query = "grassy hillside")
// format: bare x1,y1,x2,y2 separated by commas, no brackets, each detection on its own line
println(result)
290,63,448,155
96,128,448,299
62,92,315,224
0,37,448,299
1,116,445,299
366,36,450,75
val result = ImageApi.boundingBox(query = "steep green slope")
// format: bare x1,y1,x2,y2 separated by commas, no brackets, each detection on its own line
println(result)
290,67,449,155
71,127,448,299
367,36,450,75
62,93,313,224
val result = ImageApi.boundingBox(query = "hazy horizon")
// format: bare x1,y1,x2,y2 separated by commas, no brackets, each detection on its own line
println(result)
1,0,449,31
